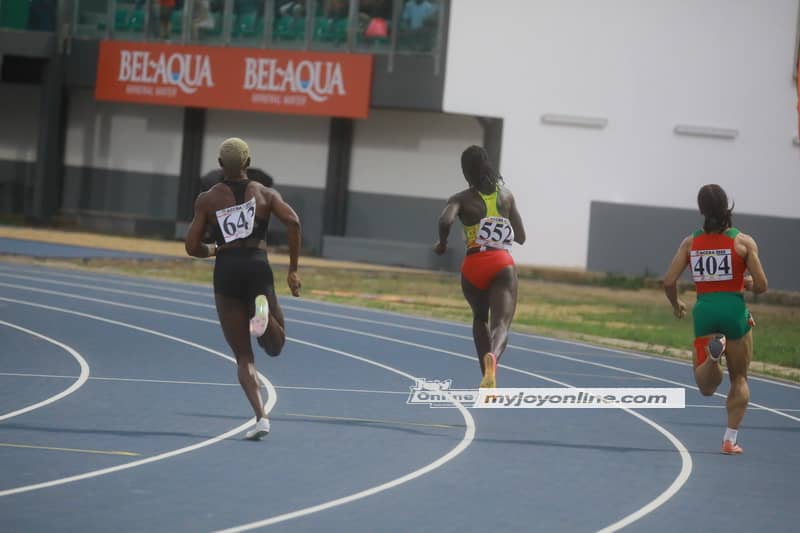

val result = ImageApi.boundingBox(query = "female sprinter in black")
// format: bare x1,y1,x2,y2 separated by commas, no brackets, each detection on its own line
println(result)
435,145,526,388
185,138,301,440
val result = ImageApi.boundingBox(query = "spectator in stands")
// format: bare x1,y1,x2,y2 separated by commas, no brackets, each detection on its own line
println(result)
358,0,392,41
401,0,437,50
277,1,304,17
324,0,349,19
191,0,215,40
156,0,177,39
402,0,435,30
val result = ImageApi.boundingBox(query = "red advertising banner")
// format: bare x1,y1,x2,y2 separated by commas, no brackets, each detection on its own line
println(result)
95,41,373,118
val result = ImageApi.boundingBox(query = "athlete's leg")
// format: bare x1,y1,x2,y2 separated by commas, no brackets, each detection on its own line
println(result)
724,330,752,430
215,293,265,420
461,275,491,373
693,335,724,396
257,286,286,357
487,266,518,361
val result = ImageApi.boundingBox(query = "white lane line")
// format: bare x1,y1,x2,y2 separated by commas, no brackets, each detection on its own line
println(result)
0,372,237,387
215,338,475,533
0,264,210,296
274,385,407,395
283,319,692,533
275,310,800,422
281,310,800,424
0,296,277,498
9,264,796,391
0,321,90,422
510,330,800,390
0,294,476,527
279,412,460,430
279,293,800,391
0,272,213,308
5,369,798,410
0,282,219,322
1,279,687,533
0,372,407,395
5,372,798,411
4,276,796,424
511,345,800,424
596,407,692,533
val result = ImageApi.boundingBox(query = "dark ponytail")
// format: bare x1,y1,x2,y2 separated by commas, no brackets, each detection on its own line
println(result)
461,145,503,189
697,184,734,233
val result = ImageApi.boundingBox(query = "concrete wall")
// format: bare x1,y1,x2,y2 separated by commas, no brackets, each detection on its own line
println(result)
445,0,800,268
587,201,800,291
0,83,41,215
347,109,482,248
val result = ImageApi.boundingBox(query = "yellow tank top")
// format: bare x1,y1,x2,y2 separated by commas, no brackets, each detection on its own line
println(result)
464,187,503,250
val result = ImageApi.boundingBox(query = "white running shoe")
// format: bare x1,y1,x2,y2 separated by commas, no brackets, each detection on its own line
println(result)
249,295,269,337
245,418,271,440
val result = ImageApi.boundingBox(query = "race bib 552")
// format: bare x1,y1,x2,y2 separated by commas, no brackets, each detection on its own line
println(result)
475,216,514,250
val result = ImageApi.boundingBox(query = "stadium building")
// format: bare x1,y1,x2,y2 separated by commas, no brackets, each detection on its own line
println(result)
1,0,798,288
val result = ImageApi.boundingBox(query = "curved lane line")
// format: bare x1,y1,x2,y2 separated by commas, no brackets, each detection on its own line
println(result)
0,320,90,422
0,295,476,533
5,266,795,391
275,318,693,533
0,297,277,498
214,337,475,533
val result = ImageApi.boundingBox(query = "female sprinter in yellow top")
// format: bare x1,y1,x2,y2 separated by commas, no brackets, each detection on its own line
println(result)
435,146,526,388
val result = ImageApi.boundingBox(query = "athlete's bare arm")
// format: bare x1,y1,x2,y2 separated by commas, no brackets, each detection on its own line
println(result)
737,233,768,294
434,193,462,255
507,192,526,245
663,235,692,318
266,188,302,297
185,192,216,258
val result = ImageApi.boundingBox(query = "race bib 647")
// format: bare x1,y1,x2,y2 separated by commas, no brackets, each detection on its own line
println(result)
215,198,256,243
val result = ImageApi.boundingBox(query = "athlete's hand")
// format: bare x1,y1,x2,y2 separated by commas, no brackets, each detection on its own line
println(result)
672,300,687,319
433,241,447,255
743,273,754,291
287,271,301,297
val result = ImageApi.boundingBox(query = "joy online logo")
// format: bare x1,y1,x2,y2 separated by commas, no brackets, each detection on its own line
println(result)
243,58,347,102
117,50,215,94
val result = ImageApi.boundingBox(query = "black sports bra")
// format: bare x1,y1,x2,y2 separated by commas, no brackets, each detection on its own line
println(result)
212,179,269,246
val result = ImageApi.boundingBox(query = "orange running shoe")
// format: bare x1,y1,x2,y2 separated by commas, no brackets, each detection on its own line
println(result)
721,440,743,455
479,352,498,388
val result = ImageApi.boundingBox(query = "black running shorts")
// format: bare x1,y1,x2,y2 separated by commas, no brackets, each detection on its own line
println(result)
213,248,275,302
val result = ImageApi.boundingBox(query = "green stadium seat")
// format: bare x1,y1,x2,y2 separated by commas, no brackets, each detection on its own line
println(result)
171,9,183,34
314,17,334,42
274,16,300,41
115,9,130,31
332,17,348,43
0,0,30,30
128,9,145,32
234,11,258,38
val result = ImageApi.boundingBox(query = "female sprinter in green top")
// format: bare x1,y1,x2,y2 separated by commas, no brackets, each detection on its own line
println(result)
663,184,767,454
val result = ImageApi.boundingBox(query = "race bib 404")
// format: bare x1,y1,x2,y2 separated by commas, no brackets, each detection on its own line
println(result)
690,249,734,282
475,216,514,250
215,197,256,243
